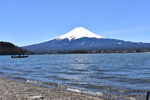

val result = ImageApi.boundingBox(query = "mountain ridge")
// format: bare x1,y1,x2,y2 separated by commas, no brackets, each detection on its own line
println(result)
22,27,150,53
0,41,29,55
57,27,104,41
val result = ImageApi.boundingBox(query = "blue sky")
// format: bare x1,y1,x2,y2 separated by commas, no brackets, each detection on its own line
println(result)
0,0,150,46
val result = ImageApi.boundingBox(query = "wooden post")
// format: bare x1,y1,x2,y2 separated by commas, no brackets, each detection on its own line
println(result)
146,91,149,100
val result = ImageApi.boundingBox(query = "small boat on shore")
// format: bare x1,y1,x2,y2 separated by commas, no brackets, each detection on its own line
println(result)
11,55,29,58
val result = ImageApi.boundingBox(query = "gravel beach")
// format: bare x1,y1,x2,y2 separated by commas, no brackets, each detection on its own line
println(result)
0,77,104,100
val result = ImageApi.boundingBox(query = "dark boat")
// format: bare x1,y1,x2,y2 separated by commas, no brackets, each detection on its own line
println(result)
11,55,29,58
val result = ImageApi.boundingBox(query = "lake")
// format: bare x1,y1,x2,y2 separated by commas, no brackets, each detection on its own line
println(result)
0,53,150,100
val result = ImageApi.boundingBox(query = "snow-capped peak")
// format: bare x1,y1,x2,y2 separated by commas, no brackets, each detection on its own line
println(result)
57,27,104,41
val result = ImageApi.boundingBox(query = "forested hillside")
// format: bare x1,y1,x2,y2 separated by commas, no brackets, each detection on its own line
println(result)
0,41,29,55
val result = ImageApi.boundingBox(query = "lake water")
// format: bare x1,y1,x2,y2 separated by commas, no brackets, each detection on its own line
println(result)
0,53,150,100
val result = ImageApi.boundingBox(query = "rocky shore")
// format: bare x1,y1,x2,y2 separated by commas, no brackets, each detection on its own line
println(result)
0,77,105,100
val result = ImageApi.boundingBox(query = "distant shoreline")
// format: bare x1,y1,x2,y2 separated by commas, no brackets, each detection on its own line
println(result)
0,51,150,55
33,51,150,55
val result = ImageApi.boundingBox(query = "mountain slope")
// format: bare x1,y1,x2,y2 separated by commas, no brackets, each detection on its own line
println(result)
22,27,150,53
57,27,104,40
0,41,29,55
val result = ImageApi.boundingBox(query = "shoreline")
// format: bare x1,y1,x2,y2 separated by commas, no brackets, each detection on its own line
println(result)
0,77,107,100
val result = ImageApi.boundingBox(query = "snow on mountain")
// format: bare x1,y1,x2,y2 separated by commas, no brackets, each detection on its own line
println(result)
57,27,105,41
22,27,150,52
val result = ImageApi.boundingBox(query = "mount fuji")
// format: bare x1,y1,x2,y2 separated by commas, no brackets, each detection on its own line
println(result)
23,27,150,53
57,27,104,41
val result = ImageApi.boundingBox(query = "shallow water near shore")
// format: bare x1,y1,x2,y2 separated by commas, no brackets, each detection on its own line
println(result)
0,53,150,100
